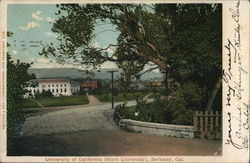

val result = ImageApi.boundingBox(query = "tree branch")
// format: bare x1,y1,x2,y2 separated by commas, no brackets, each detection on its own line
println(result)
94,41,141,53
133,66,160,79
95,29,118,37
145,41,165,61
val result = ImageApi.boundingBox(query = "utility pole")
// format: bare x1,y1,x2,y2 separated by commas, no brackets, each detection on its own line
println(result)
107,70,118,109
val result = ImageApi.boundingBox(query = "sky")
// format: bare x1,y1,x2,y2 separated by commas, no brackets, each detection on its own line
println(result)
7,4,120,69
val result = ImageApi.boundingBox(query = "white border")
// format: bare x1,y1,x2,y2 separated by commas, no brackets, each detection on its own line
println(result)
0,0,249,162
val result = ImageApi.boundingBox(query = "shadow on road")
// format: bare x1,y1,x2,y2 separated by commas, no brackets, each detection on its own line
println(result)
10,130,222,156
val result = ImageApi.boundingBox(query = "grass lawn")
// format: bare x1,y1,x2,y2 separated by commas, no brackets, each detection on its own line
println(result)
20,95,89,108
20,99,38,108
95,92,150,102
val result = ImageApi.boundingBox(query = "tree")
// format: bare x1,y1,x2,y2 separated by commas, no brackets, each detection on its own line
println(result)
40,4,222,110
40,90,53,97
117,58,144,90
7,32,35,154
155,4,222,110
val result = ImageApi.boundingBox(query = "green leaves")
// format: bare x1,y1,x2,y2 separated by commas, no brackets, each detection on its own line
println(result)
7,54,35,152
40,4,222,110
41,4,221,78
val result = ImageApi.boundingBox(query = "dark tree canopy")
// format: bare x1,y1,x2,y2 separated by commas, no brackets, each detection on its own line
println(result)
7,54,36,153
40,3,222,110
7,32,36,153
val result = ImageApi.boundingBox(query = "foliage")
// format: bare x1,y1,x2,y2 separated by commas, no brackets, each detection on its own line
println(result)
40,4,222,111
20,99,38,108
90,87,111,95
119,82,206,125
118,102,167,124
20,95,89,108
135,101,167,123
117,76,133,91
158,82,206,125
7,54,35,153
38,90,54,98
168,82,205,110
96,91,149,102
118,106,137,120
75,89,87,95
41,4,221,78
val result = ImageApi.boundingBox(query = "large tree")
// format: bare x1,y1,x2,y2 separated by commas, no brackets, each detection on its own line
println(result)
40,4,222,110
7,32,35,154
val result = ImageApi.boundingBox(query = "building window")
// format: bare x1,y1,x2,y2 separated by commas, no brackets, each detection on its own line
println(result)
52,85,54,87
61,89,63,93
42,89,45,92
65,84,67,87
56,84,58,87
52,89,54,93
61,84,63,87
48,85,50,87
64,89,67,93
56,89,58,93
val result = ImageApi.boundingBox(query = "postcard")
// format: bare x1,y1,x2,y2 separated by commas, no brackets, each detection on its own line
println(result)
0,0,249,162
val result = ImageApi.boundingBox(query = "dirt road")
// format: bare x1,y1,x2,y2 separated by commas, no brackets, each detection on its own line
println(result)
12,130,221,156
13,96,221,156
19,99,118,137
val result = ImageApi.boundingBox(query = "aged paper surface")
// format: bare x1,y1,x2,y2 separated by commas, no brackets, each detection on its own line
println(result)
0,0,249,162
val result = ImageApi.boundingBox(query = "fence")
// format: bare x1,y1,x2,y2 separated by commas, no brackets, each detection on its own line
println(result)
114,105,222,139
193,111,222,139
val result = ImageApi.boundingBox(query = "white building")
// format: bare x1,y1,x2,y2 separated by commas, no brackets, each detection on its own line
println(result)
25,78,80,97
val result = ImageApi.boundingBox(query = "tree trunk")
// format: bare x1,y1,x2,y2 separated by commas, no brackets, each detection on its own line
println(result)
206,77,222,111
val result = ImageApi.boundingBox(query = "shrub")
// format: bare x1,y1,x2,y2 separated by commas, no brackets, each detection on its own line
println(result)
40,90,53,97
119,82,206,126
134,101,167,123
160,82,205,125
172,108,193,125
76,90,86,95
91,87,111,95
7,55,35,154
117,106,136,119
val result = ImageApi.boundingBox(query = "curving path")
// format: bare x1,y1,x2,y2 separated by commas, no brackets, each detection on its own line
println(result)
20,102,117,137
19,97,140,137
87,94,103,105
14,95,221,156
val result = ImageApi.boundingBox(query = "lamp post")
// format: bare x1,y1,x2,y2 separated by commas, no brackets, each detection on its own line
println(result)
107,70,118,109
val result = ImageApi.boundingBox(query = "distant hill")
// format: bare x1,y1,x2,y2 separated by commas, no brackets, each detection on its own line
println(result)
28,68,163,81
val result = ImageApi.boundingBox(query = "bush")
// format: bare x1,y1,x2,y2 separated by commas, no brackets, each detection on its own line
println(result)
159,82,205,125
119,82,206,126
119,101,167,123
76,90,86,95
135,101,167,123
172,108,193,125
117,106,136,120
40,90,53,97
7,55,35,154
91,87,111,95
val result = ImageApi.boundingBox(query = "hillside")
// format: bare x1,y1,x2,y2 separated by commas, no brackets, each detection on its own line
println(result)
28,68,163,81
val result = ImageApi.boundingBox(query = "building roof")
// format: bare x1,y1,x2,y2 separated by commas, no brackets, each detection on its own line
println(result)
80,80,101,84
35,78,70,83
33,78,80,85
